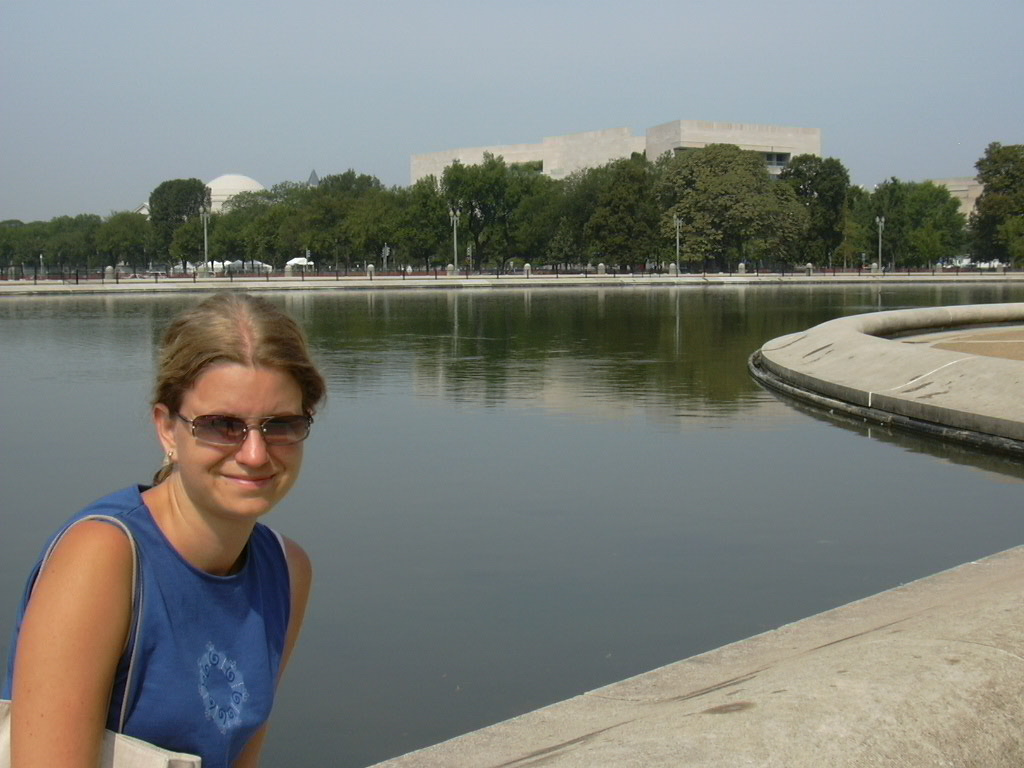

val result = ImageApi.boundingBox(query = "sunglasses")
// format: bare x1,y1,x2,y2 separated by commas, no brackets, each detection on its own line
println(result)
177,413,313,446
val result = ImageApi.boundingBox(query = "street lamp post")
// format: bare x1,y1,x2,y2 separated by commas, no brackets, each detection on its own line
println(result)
449,208,460,273
673,214,681,275
875,216,885,272
201,212,210,271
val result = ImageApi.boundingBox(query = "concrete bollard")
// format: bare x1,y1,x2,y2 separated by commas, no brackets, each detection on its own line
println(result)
737,262,746,275
668,263,678,276
447,263,456,277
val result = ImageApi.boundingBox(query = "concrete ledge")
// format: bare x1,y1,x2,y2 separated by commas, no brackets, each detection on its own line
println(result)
5,272,1024,297
750,303,1024,452
370,546,1024,767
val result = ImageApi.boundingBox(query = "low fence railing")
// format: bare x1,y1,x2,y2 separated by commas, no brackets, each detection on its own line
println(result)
0,264,1016,284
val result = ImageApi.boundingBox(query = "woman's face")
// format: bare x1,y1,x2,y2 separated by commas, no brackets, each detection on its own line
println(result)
155,363,306,525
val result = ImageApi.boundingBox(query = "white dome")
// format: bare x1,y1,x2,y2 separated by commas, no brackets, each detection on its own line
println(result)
206,174,266,212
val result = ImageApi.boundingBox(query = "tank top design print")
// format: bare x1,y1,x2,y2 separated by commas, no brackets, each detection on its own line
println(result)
198,643,250,734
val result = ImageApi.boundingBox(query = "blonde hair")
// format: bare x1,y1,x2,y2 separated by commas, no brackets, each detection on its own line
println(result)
152,292,326,484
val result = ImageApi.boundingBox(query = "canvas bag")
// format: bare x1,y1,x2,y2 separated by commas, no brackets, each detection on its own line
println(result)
0,514,201,767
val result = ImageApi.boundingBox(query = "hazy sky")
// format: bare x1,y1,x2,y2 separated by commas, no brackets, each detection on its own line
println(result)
3,0,1022,222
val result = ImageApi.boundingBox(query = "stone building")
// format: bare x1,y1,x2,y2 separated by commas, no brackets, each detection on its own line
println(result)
928,177,983,217
410,120,822,183
206,173,266,213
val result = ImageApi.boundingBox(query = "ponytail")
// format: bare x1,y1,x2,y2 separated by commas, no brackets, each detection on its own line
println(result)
152,452,175,486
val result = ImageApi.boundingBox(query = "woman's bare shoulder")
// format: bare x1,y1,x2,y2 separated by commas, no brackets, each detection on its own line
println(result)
39,519,135,579
279,535,312,593
11,520,135,764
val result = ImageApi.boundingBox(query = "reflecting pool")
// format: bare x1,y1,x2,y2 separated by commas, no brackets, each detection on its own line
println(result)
2,284,1023,766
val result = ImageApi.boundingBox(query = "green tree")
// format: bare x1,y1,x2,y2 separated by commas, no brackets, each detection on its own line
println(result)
866,179,910,269
657,144,807,270
259,181,313,209
301,191,349,266
0,220,29,269
544,217,577,266
222,188,275,215
779,155,850,265
855,179,964,269
169,216,207,266
393,176,449,270
1,220,49,269
542,165,614,265
442,154,527,271
318,170,384,200
208,211,249,265
215,192,278,267
748,183,811,266
243,204,307,268
96,211,150,271
344,186,400,268
46,214,102,268
583,154,660,268
1000,217,1024,265
971,142,1024,263
507,173,562,269
488,161,553,271
298,170,384,267
837,185,872,268
149,179,210,264
904,182,965,266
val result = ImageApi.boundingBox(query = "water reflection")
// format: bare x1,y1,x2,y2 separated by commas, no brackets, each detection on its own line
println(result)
2,285,1024,767
777,392,1024,484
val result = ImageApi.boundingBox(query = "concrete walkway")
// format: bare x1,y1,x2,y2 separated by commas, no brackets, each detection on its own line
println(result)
910,325,1024,361
3,270,1024,296
367,303,1024,767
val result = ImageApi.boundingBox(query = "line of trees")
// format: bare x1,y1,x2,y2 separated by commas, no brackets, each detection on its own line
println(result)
1,143,1021,274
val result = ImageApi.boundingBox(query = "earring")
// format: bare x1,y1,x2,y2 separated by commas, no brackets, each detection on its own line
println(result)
165,449,175,464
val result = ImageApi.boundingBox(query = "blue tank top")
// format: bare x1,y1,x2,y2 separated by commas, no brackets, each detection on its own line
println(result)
3,486,292,767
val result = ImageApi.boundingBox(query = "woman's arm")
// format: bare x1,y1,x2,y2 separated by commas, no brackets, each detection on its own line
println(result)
10,520,134,767
233,536,313,768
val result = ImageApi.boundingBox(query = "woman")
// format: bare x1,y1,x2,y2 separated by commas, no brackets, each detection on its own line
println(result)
3,292,326,766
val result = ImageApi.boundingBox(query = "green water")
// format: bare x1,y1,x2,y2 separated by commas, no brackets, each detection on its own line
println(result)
2,283,1023,766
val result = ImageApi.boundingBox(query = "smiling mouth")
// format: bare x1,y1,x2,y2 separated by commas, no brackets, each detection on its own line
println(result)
226,475,275,485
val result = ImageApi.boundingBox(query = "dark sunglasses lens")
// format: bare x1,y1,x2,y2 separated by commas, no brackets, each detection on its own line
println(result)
262,416,311,445
193,415,248,444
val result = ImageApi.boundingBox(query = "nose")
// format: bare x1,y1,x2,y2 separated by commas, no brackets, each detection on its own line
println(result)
235,425,270,466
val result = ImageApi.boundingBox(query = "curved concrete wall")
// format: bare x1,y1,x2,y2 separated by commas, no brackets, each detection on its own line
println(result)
752,303,1024,446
